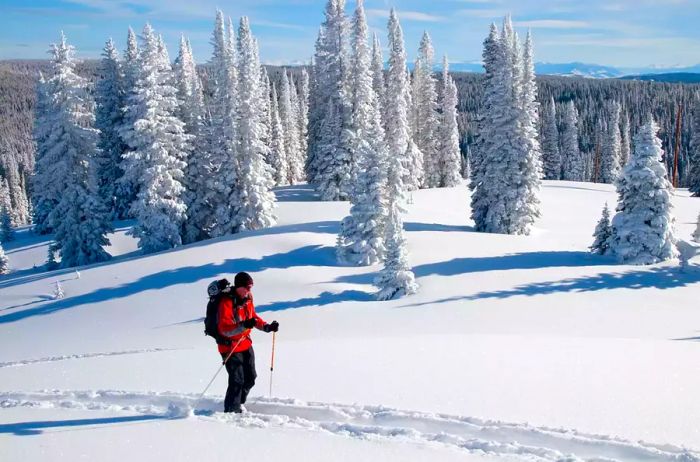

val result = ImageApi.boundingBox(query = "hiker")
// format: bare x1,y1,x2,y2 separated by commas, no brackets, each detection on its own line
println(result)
218,271,279,413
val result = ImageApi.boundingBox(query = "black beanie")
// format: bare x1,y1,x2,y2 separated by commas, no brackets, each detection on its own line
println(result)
234,272,254,288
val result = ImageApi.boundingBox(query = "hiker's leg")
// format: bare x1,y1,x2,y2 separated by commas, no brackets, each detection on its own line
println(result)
240,347,257,404
223,352,245,412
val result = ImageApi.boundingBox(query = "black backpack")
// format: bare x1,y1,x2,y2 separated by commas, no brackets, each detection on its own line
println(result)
204,279,233,346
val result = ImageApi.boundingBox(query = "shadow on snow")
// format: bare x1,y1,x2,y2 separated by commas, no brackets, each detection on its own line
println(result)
0,414,170,436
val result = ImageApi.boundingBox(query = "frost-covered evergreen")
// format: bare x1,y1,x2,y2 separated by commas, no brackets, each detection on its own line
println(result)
620,111,631,167
337,0,388,266
385,9,417,194
610,118,677,265
0,179,13,242
269,83,288,186
280,72,303,184
411,32,438,188
115,27,140,218
541,96,561,180
689,101,700,197
470,18,541,235
2,155,29,227
561,101,584,181
0,243,9,274
590,203,612,255
205,11,240,237
232,17,276,232
309,0,353,201
174,36,210,244
371,33,385,127
94,38,125,218
260,68,272,156
600,101,621,184
119,24,188,253
437,56,462,187
297,69,310,172
693,213,700,243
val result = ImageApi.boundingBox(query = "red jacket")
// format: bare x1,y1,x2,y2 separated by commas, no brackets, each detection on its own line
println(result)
217,294,266,354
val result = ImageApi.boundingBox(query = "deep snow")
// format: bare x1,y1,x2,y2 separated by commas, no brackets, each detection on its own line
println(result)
1,181,700,461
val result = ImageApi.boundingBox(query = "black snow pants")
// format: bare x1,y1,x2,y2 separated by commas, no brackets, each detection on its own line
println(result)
222,347,257,413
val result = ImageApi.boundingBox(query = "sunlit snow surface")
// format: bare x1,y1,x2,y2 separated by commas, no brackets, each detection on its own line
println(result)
1,181,700,461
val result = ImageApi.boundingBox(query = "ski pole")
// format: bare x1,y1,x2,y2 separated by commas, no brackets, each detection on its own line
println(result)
269,331,276,397
198,336,246,401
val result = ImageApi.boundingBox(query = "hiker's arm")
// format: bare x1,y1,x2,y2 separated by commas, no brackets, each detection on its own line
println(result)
218,298,247,337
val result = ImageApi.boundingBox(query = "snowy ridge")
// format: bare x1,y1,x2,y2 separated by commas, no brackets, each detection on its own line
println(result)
0,348,176,368
2,390,697,462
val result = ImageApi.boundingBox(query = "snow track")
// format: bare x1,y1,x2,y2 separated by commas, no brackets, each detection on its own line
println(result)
0,348,177,368
1,390,697,462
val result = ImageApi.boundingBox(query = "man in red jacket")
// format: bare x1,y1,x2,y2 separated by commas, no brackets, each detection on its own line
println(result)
218,272,279,413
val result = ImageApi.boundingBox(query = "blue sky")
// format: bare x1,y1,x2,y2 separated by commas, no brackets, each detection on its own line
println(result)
1,0,699,68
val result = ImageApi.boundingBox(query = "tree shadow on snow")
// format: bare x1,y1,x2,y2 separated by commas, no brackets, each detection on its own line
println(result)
335,250,613,285
273,184,321,202
0,244,337,324
0,414,169,436
402,265,700,307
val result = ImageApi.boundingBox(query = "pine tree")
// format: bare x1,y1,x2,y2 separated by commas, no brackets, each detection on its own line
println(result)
297,69,310,172
94,38,125,218
610,117,677,265
693,213,700,243
260,67,272,160
0,178,13,242
437,56,462,187
337,0,388,266
120,24,188,253
43,34,113,268
174,36,210,244
0,242,9,275
232,17,277,232
206,11,240,237
3,156,29,227
470,18,541,235
590,203,612,255
115,27,140,219
280,71,303,184
371,33,385,127
269,83,288,186
561,100,584,181
600,101,621,184
620,110,631,167
412,32,439,188
310,0,354,201
541,96,561,179
385,9,415,194
688,101,700,197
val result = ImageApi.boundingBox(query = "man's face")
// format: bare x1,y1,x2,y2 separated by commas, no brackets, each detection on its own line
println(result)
236,283,253,298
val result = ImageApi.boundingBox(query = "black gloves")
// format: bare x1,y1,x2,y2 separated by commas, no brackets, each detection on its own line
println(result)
242,318,257,329
264,321,279,333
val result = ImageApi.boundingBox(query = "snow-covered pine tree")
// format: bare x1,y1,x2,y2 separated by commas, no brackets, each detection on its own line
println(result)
0,242,9,275
590,202,612,255
297,69,310,172
231,17,276,232
371,33,386,127
3,155,29,227
541,96,561,179
120,24,188,253
41,34,113,268
561,100,584,181
174,36,211,244
260,67,272,160
693,213,700,243
205,11,240,237
437,56,462,188
337,0,388,266
0,178,13,242
280,71,303,184
470,18,541,235
94,38,125,218
610,117,677,265
600,100,621,184
269,82,288,186
620,110,631,167
311,0,354,201
688,100,700,197
412,32,439,188
462,145,472,180
115,27,140,219
385,9,416,194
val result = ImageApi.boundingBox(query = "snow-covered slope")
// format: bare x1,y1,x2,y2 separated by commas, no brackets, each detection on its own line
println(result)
2,182,700,461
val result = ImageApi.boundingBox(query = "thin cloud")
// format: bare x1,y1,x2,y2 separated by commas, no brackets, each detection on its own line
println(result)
457,9,505,18
366,9,446,22
515,20,591,29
